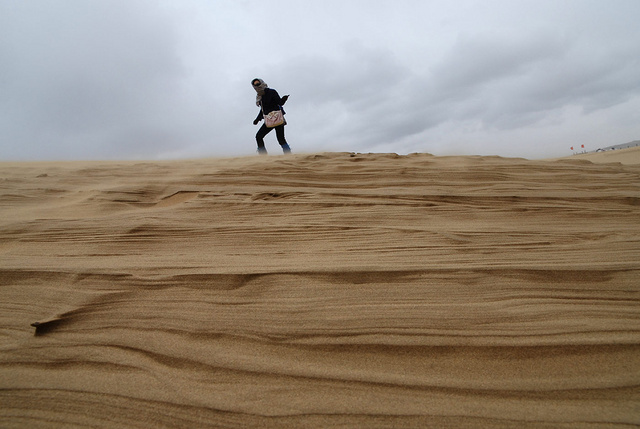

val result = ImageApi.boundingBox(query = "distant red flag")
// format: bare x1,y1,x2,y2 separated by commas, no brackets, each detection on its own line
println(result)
581,145,585,148
570,147,574,150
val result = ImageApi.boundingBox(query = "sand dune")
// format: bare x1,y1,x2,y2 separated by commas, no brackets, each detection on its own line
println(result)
572,145,640,165
1,149,639,428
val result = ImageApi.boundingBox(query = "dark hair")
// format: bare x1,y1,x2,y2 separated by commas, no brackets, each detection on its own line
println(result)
252,79,261,86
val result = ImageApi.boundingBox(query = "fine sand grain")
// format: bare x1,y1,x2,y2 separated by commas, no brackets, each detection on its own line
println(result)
1,149,639,428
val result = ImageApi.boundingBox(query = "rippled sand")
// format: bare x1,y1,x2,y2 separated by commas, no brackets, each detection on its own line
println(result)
1,149,639,428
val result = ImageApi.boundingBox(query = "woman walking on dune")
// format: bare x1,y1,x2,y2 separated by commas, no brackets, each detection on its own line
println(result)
252,78,291,154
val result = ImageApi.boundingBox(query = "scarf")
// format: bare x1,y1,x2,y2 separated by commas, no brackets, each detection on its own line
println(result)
252,78,268,106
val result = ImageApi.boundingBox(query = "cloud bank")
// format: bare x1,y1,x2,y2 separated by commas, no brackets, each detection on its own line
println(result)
1,0,639,160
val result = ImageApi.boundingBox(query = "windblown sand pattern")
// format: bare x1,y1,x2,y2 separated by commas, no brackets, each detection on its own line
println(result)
1,150,639,428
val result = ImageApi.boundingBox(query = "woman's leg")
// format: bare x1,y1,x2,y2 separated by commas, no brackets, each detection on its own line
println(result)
275,125,291,153
255,124,272,154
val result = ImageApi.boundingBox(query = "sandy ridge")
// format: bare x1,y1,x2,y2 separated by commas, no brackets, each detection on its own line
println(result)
1,150,639,427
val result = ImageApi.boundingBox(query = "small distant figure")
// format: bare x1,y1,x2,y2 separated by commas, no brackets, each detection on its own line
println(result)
252,78,291,155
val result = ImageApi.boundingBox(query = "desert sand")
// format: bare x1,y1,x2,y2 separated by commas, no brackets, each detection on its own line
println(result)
572,146,640,165
1,148,639,428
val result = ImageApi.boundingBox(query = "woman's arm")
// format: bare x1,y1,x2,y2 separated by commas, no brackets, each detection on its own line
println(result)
253,110,263,125
272,89,289,106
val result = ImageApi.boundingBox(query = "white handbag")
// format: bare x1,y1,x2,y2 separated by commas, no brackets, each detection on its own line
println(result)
263,108,285,128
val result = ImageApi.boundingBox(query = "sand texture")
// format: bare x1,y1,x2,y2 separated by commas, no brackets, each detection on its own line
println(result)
1,150,640,428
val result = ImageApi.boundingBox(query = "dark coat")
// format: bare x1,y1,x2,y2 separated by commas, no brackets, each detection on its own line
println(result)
255,88,287,122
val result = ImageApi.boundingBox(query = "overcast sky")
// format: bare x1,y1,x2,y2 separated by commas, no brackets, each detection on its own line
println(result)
2,0,640,160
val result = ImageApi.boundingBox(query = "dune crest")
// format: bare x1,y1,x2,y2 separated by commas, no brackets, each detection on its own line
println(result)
1,151,639,427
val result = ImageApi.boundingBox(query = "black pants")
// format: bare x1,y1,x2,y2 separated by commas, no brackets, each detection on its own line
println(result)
256,124,288,150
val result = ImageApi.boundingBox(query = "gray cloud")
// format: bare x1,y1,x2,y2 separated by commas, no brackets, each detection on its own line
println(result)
1,0,639,160
1,1,191,159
